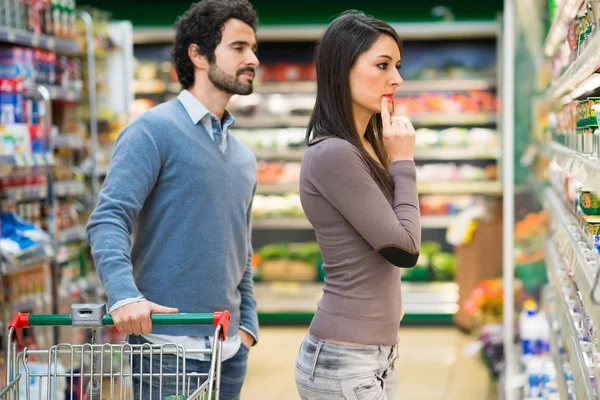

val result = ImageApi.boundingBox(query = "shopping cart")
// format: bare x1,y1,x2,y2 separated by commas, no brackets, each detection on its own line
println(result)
0,304,231,400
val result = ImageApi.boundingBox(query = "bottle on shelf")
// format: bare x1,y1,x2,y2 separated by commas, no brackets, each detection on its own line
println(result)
520,299,539,360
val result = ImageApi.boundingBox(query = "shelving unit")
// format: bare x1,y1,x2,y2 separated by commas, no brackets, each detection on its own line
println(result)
527,0,600,395
0,26,81,55
253,78,497,94
255,281,458,325
543,286,570,400
0,9,102,358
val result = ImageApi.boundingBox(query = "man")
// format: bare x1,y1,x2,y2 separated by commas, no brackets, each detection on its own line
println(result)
85,1,260,398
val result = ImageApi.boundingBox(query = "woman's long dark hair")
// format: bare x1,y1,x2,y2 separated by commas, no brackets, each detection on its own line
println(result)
307,11,402,198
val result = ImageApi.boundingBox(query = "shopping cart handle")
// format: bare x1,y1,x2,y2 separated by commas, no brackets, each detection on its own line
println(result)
8,311,231,343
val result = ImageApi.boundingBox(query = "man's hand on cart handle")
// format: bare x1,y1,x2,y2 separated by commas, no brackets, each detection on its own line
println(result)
111,300,179,335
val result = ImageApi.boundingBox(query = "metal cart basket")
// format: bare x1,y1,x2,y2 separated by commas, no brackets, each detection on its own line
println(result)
1,304,231,400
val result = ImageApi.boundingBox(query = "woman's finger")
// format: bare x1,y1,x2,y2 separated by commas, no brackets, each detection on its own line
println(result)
381,97,392,130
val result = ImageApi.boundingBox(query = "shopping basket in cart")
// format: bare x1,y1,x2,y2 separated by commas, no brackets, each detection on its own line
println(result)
1,304,231,400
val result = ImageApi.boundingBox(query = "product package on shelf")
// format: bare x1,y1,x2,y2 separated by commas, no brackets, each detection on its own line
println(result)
0,0,77,39
0,211,52,269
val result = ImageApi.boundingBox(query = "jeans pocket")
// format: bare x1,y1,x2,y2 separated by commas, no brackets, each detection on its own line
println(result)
352,375,385,400
240,342,250,353
295,365,345,400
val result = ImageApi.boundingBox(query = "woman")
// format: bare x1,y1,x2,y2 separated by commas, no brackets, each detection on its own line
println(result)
295,11,421,400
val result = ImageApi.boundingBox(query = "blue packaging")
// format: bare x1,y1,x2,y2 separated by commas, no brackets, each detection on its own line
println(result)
14,93,23,123
0,93,16,124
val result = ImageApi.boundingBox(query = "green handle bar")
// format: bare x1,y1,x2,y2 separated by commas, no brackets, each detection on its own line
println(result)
9,311,231,342
27,313,216,326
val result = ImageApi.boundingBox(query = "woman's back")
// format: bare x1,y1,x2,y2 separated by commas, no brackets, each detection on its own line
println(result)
300,137,419,345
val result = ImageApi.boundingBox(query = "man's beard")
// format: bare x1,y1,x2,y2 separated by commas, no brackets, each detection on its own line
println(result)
208,62,254,95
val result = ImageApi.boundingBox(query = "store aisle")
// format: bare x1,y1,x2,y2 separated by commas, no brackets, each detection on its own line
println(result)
242,326,495,400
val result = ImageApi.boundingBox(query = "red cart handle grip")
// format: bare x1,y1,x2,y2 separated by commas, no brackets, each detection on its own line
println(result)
8,313,30,344
214,310,231,341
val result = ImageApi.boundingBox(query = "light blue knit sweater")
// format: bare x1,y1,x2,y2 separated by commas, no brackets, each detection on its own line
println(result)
86,98,258,338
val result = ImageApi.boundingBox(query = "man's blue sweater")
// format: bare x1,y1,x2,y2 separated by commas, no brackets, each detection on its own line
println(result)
86,98,258,338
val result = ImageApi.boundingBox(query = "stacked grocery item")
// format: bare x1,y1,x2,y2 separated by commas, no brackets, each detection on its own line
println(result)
415,127,498,149
548,1,598,81
252,242,321,282
550,162,600,254
253,194,303,220
252,241,456,284
515,211,548,292
402,241,456,282
256,161,301,185
0,211,52,266
519,300,559,399
0,0,77,39
393,90,498,115
420,195,485,217
416,163,497,183
553,98,600,156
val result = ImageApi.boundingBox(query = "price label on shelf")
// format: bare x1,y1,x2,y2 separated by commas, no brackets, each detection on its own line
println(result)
34,153,45,166
24,154,34,166
44,244,55,257
8,31,16,42
47,38,55,50
14,189,22,201
14,154,25,166
45,153,55,165
31,35,40,47
270,281,301,294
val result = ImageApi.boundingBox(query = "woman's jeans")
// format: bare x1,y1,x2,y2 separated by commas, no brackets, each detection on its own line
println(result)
295,333,399,400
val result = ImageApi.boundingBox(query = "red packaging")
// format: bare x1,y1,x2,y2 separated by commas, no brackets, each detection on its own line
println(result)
302,64,316,81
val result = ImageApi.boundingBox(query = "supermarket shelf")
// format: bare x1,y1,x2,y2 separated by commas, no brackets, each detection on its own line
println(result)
255,81,316,94
414,147,500,160
1,254,54,275
253,149,305,161
258,181,503,195
0,153,54,167
56,225,86,244
133,80,180,95
398,79,496,93
253,218,312,230
36,85,82,103
253,147,499,162
254,79,496,95
0,26,80,55
417,180,502,195
544,239,596,400
252,216,453,230
546,26,600,101
543,287,570,400
235,115,310,129
54,180,86,197
543,0,585,58
543,141,600,196
421,216,455,229
543,188,600,334
410,113,497,126
52,134,84,150
257,182,299,195
255,281,458,324
3,184,47,202
236,113,496,129
134,21,498,44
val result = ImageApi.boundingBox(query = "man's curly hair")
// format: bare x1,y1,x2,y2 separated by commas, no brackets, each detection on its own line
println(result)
172,0,258,89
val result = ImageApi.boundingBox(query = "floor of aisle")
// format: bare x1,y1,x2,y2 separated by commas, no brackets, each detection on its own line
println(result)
242,326,496,400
